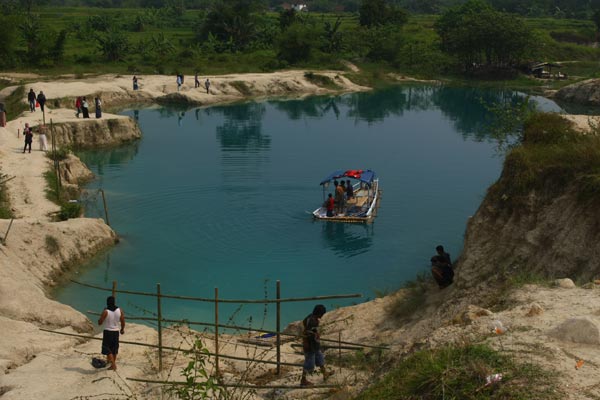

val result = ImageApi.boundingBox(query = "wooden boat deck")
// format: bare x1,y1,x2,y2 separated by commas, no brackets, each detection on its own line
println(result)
314,180,380,223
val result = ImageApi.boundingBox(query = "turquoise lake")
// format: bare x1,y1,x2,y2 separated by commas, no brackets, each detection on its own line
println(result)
54,85,560,330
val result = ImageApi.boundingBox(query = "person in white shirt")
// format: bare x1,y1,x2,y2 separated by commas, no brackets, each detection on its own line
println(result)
98,296,125,370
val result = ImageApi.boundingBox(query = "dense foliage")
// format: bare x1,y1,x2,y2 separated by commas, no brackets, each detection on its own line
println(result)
11,0,600,17
435,0,536,71
1,0,598,78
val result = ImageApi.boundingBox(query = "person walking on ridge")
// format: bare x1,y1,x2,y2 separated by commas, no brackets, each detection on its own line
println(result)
95,96,102,118
300,304,333,386
75,96,82,118
81,97,90,118
205,78,210,94
27,89,36,112
98,296,125,371
36,91,46,113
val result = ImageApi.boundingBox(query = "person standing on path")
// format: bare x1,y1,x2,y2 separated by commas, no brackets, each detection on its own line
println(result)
38,124,48,152
27,89,37,112
176,74,182,91
300,304,333,386
205,78,210,94
132,75,139,90
75,96,82,118
195,72,200,88
98,296,125,371
95,96,102,118
0,103,6,127
81,97,90,118
23,123,33,153
36,91,46,113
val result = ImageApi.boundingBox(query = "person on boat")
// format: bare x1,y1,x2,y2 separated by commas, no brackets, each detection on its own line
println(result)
323,193,335,217
300,304,333,386
335,181,345,214
431,245,454,289
346,179,354,200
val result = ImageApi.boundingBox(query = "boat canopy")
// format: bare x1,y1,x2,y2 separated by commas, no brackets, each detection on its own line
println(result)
319,169,376,185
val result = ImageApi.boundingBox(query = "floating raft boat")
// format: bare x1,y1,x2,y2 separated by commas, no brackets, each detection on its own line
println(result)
312,169,381,223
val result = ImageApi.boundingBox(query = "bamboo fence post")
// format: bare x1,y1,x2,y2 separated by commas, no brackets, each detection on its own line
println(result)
338,332,342,375
276,280,281,375
157,283,163,372
50,120,60,200
112,281,117,298
2,218,14,245
99,189,110,226
214,287,219,377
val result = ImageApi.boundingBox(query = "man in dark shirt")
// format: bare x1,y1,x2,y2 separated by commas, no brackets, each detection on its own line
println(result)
27,89,36,112
36,91,46,113
431,245,454,289
300,304,333,386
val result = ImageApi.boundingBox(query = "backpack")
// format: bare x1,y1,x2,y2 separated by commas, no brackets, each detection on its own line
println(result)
91,357,107,368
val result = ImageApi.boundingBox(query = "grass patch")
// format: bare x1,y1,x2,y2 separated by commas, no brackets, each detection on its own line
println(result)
58,203,82,221
0,173,14,219
354,344,562,400
4,86,29,122
46,148,70,162
229,81,252,96
304,72,341,89
490,112,600,205
387,272,430,321
43,168,82,220
45,235,60,254
328,348,384,373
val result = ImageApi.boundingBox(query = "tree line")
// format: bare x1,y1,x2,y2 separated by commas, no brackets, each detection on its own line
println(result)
9,0,600,18
1,0,598,76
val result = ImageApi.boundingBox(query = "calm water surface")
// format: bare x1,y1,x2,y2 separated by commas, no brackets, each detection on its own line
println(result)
54,85,560,329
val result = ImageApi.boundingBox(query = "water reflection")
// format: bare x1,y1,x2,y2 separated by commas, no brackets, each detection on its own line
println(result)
211,102,270,152
432,87,527,141
321,222,373,257
271,96,342,120
76,141,140,175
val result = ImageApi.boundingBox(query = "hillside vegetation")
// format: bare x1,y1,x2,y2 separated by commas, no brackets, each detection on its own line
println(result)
0,0,598,85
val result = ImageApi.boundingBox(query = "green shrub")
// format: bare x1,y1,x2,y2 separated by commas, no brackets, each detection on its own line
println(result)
59,203,82,221
387,272,430,321
277,22,319,64
0,173,13,219
522,112,577,145
45,235,60,254
355,344,562,400
46,148,70,161
304,72,340,89
491,113,600,202
4,86,28,121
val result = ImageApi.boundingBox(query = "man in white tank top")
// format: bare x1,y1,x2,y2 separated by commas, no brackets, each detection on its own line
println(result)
98,296,125,370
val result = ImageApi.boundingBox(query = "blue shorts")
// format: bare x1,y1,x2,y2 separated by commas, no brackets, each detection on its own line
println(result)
303,350,324,371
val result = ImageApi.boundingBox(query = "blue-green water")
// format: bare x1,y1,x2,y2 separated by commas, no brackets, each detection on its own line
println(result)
54,85,560,330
